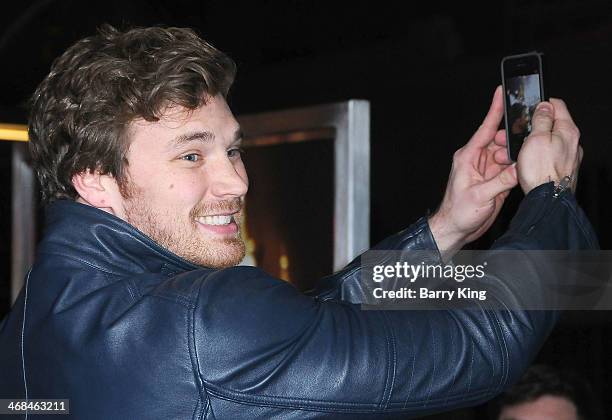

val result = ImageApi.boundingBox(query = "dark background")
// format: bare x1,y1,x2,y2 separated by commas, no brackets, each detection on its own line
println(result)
0,1,610,418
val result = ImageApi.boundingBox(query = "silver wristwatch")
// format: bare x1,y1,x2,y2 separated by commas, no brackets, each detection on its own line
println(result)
553,175,572,198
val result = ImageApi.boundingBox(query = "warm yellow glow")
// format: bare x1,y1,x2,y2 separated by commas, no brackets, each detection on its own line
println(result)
0,123,28,142
279,255,289,270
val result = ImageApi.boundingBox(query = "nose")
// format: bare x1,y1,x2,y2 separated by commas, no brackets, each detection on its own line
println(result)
208,156,248,199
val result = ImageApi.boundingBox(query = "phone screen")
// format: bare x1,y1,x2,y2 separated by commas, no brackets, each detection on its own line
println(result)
502,53,544,161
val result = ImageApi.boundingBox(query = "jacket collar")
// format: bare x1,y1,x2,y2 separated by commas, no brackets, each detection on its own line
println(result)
38,200,203,277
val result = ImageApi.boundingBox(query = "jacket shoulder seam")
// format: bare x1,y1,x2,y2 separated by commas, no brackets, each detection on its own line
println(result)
190,277,212,419
379,311,397,409
201,384,496,413
37,251,123,276
488,310,510,393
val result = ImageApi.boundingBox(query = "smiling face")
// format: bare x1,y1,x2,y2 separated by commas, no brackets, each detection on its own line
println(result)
115,95,248,268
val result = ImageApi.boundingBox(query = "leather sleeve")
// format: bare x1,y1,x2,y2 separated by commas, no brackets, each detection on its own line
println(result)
191,183,598,418
325,182,599,304
313,215,442,302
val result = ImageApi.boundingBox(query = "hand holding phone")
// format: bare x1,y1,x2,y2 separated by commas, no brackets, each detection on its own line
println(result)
429,86,518,254
515,98,583,195
501,52,546,161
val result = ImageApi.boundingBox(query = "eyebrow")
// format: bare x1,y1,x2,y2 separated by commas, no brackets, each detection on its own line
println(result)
233,129,244,144
169,131,214,149
168,128,243,150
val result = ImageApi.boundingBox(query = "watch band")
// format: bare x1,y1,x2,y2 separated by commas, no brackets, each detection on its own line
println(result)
553,175,572,198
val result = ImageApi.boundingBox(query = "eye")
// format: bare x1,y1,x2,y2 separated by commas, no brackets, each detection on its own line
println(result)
227,147,244,159
181,153,201,162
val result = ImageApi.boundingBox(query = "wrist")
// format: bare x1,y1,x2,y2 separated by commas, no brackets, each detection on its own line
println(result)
522,174,572,195
427,212,466,261
553,175,573,197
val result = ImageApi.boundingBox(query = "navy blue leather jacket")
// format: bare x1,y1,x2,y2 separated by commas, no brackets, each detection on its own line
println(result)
0,183,598,419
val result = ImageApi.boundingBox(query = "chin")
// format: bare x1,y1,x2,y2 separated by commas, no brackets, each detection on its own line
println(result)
186,239,246,269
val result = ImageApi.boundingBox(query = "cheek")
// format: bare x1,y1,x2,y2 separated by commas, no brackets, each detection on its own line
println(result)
137,169,207,209
166,175,209,206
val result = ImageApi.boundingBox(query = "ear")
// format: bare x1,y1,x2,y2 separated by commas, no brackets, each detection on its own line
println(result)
72,170,124,216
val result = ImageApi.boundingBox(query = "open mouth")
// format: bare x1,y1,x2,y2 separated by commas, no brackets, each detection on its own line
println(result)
194,212,240,236
196,214,234,226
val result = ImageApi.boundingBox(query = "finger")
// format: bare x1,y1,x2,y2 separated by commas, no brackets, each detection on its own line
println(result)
481,85,504,132
531,101,555,134
549,98,575,125
552,119,581,149
466,86,504,150
482,144,511,177
494,129,507,147
486,142,505,153
494,147,512,165
484,160,510,181
478,163,518,198
482,141,510,162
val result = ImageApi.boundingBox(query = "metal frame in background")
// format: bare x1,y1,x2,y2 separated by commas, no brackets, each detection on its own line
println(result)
9,100,370,303
11,141,35,304
237,100,370,272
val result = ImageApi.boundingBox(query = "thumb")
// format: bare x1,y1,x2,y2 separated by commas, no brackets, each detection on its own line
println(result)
479,164,518,199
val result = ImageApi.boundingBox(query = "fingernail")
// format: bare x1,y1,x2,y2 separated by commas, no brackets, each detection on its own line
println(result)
537,102,552,113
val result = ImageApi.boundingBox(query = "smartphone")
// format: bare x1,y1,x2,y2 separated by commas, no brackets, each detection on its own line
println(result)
501,52,546,162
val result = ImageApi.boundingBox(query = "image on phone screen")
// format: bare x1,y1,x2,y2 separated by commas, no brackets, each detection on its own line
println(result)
502,52,545,161
505,74,541,141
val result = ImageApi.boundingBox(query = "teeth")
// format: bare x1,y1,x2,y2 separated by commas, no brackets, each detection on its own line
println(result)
197,215,233,226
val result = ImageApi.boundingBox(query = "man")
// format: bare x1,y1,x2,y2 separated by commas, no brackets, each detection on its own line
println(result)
0,25,597,418
494,365,603,420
